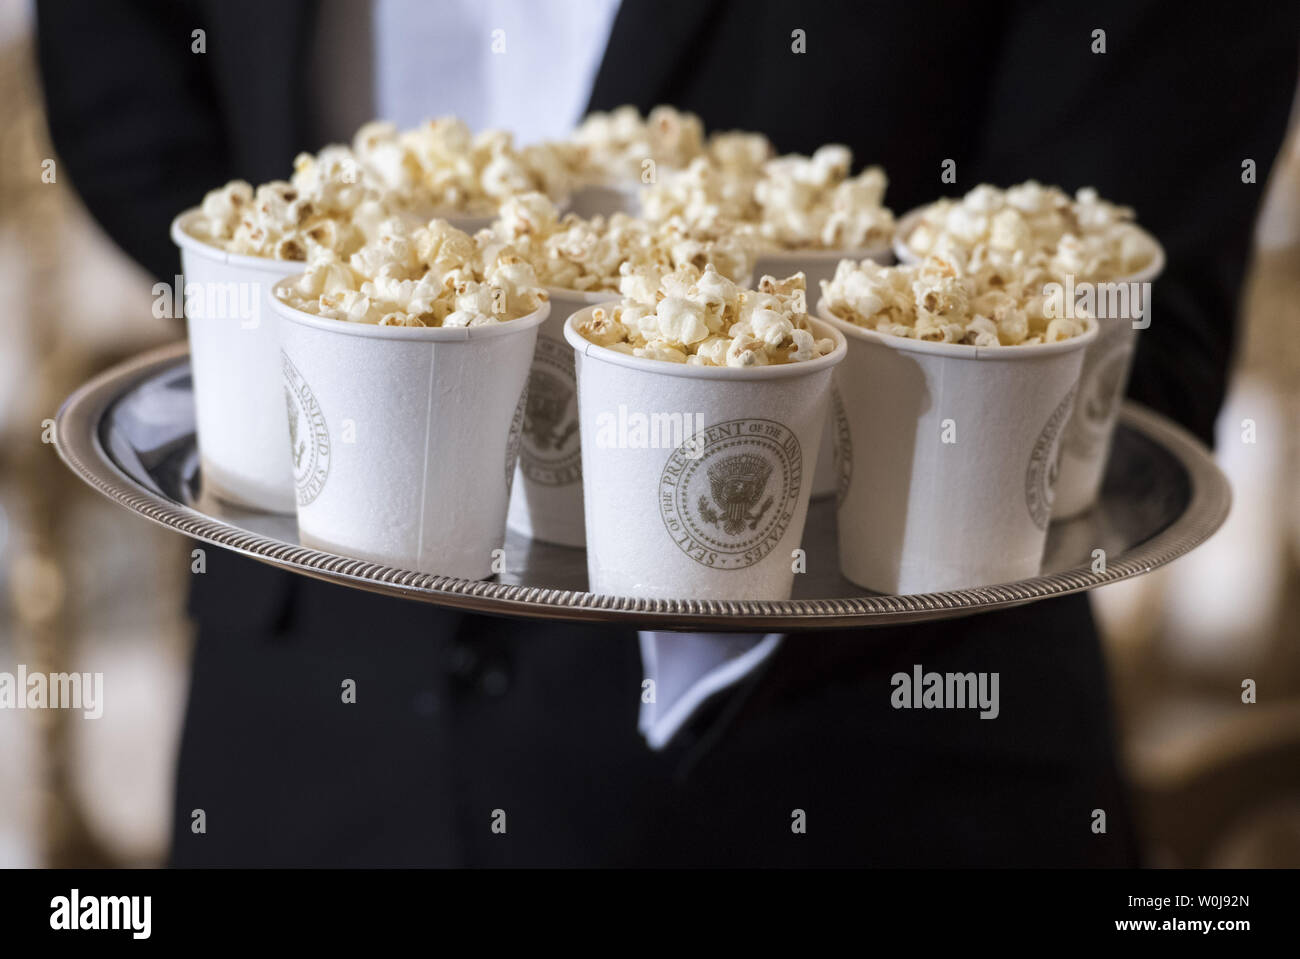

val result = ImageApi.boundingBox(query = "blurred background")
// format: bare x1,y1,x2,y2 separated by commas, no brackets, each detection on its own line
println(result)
1,4,1297,868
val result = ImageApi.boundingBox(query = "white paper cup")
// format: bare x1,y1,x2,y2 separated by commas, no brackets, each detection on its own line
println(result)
442,198,572,234
170,211,302,513
405,208,501,235
568,179,644,219
415,192,573,234
507,273,754,547
564,307,847,601
894,206,1167,519
398,206,496,235
1052,236,1165,518
505,286,612,547
891,206,927,264
817,299,1098,594
754,243,894,293
444,213,495,234
270,287,549,579
753,244,895,501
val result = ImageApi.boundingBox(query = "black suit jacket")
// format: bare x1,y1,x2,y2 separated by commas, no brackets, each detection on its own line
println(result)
36,0,1297,866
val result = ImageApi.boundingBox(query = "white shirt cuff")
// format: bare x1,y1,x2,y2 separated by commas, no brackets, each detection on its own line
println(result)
636,631,784,750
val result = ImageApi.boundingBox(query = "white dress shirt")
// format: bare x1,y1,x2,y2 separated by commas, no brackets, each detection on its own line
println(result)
637,631,783,749
374,0,622,143
310,0,781,748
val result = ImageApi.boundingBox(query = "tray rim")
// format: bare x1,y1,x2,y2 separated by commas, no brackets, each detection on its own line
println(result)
54,340,1233,631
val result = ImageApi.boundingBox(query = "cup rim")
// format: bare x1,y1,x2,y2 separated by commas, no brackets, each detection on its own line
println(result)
171,208,311,274
1120,237,1165,284
891,206,926,265
563,303,847,380
891,202,1167,283
543,270,756,305
172,200,570,272
270,279,551,342
573,175,650,194
815,297,1099,361
381,191,572,227
756,241,894,263
545,285,623,304
434,211,495,233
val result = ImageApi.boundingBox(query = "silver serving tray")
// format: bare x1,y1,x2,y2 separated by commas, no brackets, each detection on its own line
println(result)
54,342,1231,631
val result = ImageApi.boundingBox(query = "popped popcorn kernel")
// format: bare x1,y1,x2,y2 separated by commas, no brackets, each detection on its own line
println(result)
483,192,755,294
563,105,707,184
821,255,1093,347
904,180,1156,282
353,116,570,215
276,218,545,328
643,143,895,252
577,266,835,366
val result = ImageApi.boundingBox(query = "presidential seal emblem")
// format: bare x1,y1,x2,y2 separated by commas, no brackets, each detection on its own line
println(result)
659,418,801,569
282,351,329,506
1063,335,1133,460
830,385,852,507
1025,387,1076,530
504,383,528,495
519,336,581,487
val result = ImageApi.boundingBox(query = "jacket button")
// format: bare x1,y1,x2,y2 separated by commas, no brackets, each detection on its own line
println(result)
479,667,509,697
447,643,479,679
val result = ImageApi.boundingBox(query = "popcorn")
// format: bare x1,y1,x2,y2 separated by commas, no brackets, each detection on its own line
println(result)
563,105,706,184
576,266,836,367
706,130,775,177
276,217,547,328
185,113,572,259
643,144,895,252
904,181,1156,282
753,146,894,249
187,144,387,260
639,156,760,230
482,192,756,294
821,255,1090,347
352,117,570,215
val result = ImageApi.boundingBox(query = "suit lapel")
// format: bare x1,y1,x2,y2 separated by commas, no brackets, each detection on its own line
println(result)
200,0,317,181
587,0,725,111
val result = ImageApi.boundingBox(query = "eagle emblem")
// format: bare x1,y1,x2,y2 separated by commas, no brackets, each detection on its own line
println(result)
285,388,306,469
698,453,774,535
522,369,578,451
